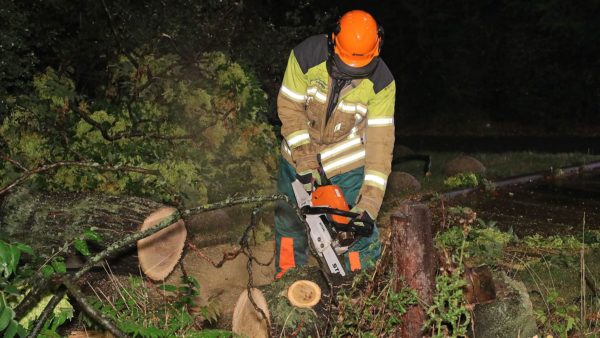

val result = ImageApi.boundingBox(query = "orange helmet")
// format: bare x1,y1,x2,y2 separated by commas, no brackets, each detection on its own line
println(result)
332,10,382,67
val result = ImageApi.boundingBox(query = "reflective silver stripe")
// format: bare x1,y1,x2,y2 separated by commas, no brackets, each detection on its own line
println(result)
320,137,362,160
280,85,306,102
307,86,327,102
356,104,368,114
322,150,366,173
338,101,368,114
338,101,357,113
364,170,388,190
368,117,394,126
286,131,310,147
365,174,386,186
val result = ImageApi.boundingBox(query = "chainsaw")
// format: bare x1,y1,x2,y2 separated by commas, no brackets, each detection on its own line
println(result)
291,180,374,277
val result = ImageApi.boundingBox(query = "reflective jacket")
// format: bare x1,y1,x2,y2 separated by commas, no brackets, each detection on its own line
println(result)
277,34,396,217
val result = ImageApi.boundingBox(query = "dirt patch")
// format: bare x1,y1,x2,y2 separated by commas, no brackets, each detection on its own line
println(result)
167,240,277,329
451,172,600,237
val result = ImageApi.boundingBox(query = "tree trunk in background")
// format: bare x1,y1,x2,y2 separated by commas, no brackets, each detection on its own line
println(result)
391,203,436,338
0,187,165,271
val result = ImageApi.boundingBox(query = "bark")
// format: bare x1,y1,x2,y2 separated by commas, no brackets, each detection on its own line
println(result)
391,203,436,338
0,187,165,271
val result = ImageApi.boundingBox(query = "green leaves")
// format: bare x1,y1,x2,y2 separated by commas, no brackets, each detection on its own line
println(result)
1,51,277,206
0,241,31,279
73,239,90,257
424,270,470,338
0,240,29,338
41,257,66,278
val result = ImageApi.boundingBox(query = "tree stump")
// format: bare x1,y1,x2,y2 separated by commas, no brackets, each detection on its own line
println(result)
232,266,336,338
391,203,436,338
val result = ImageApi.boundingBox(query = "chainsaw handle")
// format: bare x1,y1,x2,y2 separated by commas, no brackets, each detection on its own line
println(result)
300,206,375,236
301,206,359,218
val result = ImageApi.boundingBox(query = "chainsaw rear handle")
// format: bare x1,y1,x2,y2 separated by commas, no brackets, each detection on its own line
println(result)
300,206,374,236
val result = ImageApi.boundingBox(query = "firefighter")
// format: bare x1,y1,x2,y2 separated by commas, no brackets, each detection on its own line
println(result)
275,10,395,278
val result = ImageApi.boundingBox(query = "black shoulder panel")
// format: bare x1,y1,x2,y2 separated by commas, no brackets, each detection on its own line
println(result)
293,34,329,74
369,59,394,93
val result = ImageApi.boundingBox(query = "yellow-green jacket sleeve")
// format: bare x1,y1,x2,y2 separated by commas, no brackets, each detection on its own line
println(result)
356,81,396,217
277,51,319,171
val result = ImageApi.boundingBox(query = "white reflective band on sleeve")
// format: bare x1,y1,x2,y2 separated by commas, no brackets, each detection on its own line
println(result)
286,132,310,147
280,85,306,102
338,101,357,113
364,174,386,187
338,101,368,114
368,118,394,126
322,150,366,173
320,137,362,160
307,87,327,102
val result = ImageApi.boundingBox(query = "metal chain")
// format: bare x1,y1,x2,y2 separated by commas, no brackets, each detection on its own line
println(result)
242,207,273,338
187,199,334,337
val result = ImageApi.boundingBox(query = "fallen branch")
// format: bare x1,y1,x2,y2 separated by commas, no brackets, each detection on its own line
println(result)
62,277,127,338
0,159,160,196
25,289,66,338
15,194,292,321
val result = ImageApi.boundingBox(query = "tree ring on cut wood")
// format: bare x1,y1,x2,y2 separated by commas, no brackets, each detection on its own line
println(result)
232,288,270,338
137,207,186,281
287,280,321,308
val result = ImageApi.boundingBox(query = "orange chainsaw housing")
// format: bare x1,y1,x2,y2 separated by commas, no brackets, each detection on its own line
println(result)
311,185,351,224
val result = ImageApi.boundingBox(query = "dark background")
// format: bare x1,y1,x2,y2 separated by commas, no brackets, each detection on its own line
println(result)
2,0,599,138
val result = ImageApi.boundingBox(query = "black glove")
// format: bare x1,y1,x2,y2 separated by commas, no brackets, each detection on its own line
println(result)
296,169,321,193
350,206,375,236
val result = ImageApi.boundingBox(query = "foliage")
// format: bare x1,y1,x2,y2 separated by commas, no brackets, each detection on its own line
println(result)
522,233,600,250
87,275,225,337
0,239,75,338
443,173,479,189
331,271,418,337
533,290,580,337
0,240,30,338
1,52,277,206
424,269,470,338
429,211,474,337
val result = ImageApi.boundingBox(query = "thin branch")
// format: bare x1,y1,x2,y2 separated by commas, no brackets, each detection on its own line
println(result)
73,103,192,142
25,289,67,338
0,160,160,196
0,153,29,172
62,277,127,338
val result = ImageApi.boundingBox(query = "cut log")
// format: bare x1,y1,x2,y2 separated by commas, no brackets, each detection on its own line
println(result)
232,266,334,338
231,288,270,338
137,207,187,281
391,203,436,338
287,280,321,308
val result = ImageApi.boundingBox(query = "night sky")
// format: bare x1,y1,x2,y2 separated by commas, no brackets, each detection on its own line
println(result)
275,1,600,139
